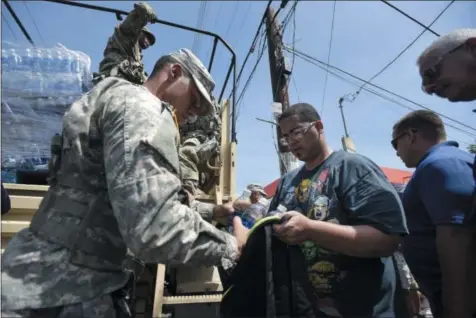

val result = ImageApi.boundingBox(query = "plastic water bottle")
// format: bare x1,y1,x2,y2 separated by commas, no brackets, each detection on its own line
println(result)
225,189,252,233
241,197,270,229
268,204,287,217
2,49,9,70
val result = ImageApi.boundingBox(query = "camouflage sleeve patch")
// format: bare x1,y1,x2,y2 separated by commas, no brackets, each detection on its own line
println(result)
101,85,237,267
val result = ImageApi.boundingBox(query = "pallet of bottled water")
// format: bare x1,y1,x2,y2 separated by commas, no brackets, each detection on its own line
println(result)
1,41,92,97
1,41,93,183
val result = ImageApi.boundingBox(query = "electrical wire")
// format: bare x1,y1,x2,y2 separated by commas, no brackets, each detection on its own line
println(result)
349,0,454,99
228,0,273,101
23,1,45,44
234,1,253,48
284,46,476,136
320,0,337,116
192,1,208,54
289,49,473,146
235,1,296,122
379,0,440,36
2,10,17,40
223,1,240,44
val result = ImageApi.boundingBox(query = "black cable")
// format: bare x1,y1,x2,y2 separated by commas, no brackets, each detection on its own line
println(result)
379,0,440,37
352,0,454,96
1,10,17,39
234,2,253,48
23,1,45,44
284,46,476,135
228,0,273,101
290,49,473,145
2,0,34,45
223,1,240,43
320,0,337,116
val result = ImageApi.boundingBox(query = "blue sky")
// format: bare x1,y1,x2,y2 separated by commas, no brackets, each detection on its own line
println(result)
2,0,475,192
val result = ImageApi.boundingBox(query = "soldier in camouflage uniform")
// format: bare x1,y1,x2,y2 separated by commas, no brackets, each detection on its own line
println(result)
1,48,248,318
92,2,157,85
179,97,223,197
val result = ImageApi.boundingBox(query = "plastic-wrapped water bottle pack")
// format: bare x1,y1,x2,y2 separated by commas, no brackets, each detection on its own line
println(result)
1,41,93,183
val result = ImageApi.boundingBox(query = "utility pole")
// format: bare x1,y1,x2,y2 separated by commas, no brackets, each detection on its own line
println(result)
265,6,298,175
338,97,357,153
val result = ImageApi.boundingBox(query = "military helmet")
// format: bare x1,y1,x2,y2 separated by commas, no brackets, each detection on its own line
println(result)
141,27,156,46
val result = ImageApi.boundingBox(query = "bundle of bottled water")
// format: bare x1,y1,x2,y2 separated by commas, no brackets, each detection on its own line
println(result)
1,41,93,183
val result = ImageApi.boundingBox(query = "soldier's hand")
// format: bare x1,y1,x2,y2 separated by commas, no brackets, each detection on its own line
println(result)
212,202,234,225
232,216,249,258
134,2,157,22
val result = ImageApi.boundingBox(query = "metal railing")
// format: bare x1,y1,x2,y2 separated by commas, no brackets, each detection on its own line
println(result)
2,0,238,142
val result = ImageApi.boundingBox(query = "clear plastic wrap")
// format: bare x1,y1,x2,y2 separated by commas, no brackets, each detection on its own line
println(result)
1,41,93,183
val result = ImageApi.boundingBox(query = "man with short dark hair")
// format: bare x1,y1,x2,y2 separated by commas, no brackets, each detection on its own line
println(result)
269,103,408,317
1,48,248,317
392,110,475,318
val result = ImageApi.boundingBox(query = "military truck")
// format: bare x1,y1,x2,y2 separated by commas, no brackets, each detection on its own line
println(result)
1,1,239,317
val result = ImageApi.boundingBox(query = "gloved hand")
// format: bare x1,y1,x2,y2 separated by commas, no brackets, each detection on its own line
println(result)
134,2,157,22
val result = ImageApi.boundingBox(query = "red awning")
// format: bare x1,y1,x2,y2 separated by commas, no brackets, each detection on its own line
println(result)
263,166,412,198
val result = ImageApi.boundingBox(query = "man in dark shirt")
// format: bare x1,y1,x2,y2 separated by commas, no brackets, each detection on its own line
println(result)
269,103,408,317
392,110,475,318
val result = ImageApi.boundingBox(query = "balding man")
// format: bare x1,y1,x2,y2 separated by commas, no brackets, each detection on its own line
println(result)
417,29,476,317
418,28,476,102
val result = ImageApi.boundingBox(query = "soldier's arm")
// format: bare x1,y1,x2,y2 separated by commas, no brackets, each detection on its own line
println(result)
115,2,157,48
101,87,237,269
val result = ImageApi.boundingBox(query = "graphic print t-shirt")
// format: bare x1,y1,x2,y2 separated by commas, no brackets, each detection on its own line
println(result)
269,151,409,318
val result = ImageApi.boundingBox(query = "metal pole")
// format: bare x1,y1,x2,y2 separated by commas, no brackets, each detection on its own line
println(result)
338,97,349,137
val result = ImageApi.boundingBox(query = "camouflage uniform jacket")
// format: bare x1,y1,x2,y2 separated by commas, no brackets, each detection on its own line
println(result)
0,77,238,311
96,2,156,84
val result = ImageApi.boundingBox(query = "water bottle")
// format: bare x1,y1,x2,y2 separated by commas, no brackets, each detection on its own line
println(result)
225,189,252,233
268,204,287,217
241,197,270,229
2,49,9,70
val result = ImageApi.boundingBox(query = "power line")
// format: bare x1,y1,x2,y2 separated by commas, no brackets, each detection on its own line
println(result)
285,47,476,139
228,0,273,101
2,10,17,40
192,1,208,54
292,50,474,146
223,1,240,43
235,2,296,123
379,0,440,36
284,46,476,135
320,0,337,116
234,2,253,48
23,1,45,44
351,0,454,97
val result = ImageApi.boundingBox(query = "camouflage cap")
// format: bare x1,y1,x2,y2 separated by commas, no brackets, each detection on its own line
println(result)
246,184,267,197
167,48,215,116
141,27,156,46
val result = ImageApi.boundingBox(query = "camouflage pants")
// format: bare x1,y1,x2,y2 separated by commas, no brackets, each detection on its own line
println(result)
1,294,116,318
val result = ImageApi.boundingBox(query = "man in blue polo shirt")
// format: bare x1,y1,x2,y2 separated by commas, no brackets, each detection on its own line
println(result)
392,110,475,318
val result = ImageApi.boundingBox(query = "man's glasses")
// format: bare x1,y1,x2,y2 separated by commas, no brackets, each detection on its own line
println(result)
421,44,464,94
391,129,416,150
280,122,315,147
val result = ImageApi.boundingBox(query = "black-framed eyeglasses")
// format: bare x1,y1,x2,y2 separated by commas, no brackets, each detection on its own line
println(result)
280,122,315,147
421,43,465,94
391,129,417,150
